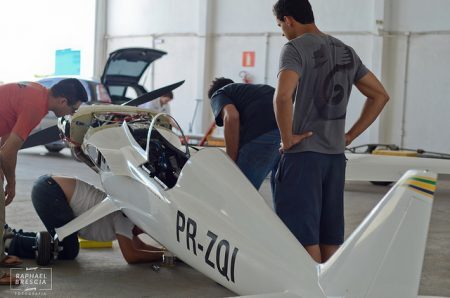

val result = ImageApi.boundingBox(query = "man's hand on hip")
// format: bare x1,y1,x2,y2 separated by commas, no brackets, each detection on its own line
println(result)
280,131,313,153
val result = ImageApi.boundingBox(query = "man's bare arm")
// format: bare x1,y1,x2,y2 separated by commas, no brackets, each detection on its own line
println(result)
346,71,390,145
221,104,240,161
116,234,163,264
0,133,24,205
0,135,7,179
0,135,7,148
274,70,312,151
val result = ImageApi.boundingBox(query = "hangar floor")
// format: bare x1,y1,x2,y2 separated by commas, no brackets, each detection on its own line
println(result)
2,147,449,297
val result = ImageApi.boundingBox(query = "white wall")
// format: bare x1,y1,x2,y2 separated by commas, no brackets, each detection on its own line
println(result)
381,0,450,152
107,0,199,35
100,0,450,152
401,34,450,152
0,0,96,82
312,1,375,32
387,0,450,32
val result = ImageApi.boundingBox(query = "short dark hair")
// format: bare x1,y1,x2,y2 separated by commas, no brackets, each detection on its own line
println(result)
50,78,88,105
273,0,315,24
162,91,173,99
207,77,234,99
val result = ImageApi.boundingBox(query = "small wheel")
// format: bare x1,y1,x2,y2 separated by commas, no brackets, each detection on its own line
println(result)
35,231,52,266
45,144,64,153
52,238,60,260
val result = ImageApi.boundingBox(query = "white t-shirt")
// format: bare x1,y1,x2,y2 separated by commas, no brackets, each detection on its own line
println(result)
147,98,171,114
69,180,134,241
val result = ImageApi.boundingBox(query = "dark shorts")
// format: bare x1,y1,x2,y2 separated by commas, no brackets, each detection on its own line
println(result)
31,175,79,260
274,151,346,246
236,129,281,192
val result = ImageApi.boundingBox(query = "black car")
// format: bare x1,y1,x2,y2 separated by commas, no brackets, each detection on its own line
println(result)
101,47,167,104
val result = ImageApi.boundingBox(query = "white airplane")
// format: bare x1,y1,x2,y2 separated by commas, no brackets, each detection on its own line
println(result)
49,104,447,298
346,146,450,183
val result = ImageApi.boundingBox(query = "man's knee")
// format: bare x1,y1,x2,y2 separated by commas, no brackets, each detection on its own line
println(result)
60,249,79,260
31,175,51,212
59,238,79,260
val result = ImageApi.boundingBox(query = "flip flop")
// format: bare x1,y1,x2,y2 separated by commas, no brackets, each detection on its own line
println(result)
0,272,20,286
0,255,22,267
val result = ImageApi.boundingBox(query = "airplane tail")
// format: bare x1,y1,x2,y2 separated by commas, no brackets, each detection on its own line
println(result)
319,170,436,298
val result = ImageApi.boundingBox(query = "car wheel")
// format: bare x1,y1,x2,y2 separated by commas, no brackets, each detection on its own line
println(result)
45,145,63,153
370,181,392,186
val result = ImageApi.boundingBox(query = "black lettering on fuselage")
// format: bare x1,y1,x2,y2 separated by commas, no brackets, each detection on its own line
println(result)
186,218,197,255
176,211,186,242
230,247,239,282
205,231,217,268
216,240,230,281
175,210,239,283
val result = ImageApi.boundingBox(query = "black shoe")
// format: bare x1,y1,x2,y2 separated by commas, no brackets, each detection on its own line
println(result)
4,224,35,238
3,224,16,241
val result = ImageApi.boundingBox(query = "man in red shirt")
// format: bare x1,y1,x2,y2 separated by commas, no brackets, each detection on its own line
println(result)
0,79,87,285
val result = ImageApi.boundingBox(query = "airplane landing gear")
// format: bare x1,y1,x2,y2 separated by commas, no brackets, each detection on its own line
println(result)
34,231,60,266
162,251,176,267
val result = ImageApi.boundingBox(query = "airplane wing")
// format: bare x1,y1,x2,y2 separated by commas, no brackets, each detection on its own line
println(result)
55,196,119,241
122,80,185,107
346,152,450,181
320,170,437,297
21,125,61,149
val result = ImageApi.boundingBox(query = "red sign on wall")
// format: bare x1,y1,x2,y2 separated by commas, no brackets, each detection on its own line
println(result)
242,51,255,67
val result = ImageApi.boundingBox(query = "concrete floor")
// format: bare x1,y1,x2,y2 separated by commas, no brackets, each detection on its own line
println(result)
1,146,449,297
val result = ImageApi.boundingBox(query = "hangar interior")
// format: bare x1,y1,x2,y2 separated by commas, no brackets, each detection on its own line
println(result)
1,0,450,297
94,0,450,152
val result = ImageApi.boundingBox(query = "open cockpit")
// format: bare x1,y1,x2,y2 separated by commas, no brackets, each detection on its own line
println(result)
60,106,194,190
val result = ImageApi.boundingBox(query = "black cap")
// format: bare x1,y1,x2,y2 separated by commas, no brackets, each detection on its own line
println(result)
50,78,88,104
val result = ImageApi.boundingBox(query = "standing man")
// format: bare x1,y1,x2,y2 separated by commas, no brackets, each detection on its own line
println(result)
273,0,389,263
0,79,87,285
208,78,293,191
147,91,174,115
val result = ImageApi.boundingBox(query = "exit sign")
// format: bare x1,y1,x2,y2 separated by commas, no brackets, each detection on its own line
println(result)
242,51,255,67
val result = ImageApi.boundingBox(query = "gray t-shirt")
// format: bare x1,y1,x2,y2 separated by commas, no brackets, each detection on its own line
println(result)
278,33,369,154
70,179,134,241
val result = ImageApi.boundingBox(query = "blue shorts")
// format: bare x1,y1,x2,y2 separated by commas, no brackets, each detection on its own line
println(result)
274,151,346,246
236,129,281,192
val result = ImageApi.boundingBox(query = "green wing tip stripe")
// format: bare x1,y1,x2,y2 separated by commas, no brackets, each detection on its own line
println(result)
411,177,436,186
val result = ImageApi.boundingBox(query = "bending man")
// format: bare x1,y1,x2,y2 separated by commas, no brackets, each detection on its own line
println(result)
0,79,87,285
208,78,281,192
5,175,164,264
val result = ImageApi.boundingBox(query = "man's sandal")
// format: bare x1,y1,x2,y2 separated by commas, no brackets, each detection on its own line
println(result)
0,272,20,286
0,255,22,267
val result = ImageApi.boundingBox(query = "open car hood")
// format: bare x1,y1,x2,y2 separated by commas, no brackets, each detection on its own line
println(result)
101,48,166,94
